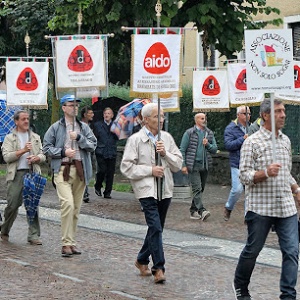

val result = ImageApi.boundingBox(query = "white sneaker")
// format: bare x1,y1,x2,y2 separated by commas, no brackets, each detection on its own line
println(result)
201,210,211,221
190,211,201,220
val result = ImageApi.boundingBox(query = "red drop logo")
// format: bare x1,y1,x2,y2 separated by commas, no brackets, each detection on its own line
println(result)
235,69,247,91
294,65,300,89
68,45,93,72
16,68,38,91
144,42,171,74
202,75,220,96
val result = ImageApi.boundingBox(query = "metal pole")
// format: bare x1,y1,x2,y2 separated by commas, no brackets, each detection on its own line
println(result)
270,93,276,162
155,0,162,200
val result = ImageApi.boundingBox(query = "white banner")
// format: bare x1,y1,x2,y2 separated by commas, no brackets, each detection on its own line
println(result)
227,63,264,106
131,34,182,94
55,36,106,89
6,61,49,107
152,93,180,112
193,70,229,111
275,61,300,102
245,29,294,93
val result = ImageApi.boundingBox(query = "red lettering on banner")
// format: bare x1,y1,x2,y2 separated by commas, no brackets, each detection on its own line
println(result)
144,42,171,74
202,75,220,96
16,68,38,91
68,45,93,72
235,69,247,91
294,65,300,88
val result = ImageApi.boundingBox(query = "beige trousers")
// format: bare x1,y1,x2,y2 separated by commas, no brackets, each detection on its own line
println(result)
54,165,85,246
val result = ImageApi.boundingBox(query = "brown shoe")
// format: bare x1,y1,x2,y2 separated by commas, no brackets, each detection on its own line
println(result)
223,207,231,221
135,260,152,276
0,233,9,241
61,246,73,257
28,239,42,245
70,246,82,255
154,269,166,283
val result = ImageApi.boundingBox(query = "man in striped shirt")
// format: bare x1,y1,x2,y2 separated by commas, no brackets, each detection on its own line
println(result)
233,98,300,300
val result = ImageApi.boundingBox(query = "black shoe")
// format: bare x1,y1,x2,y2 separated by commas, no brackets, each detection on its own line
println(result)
95,188,102,197
104,194,111,199
233,283,251,300
83,197,89,203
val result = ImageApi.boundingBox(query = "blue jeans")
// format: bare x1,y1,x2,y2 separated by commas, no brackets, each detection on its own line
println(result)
190,161,208,213
137,197,171,273
225,167,244,211
234,211,299,299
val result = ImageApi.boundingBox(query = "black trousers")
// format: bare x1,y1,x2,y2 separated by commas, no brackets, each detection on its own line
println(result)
94,155,116,195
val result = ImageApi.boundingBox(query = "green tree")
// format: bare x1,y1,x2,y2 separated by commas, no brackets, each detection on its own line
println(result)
48,0,282,83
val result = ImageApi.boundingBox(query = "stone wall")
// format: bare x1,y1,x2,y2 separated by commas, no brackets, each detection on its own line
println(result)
116,148,300,185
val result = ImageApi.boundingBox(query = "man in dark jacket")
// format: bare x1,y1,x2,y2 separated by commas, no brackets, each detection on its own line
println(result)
93,107,118,198
223,106,251,221
180,113,218,221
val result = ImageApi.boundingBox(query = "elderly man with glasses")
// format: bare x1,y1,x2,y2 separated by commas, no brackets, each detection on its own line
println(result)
223,105,251,221
43,95,96,257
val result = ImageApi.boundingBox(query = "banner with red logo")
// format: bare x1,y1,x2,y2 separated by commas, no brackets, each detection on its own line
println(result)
6,61,49,108
275,61,300,103
193,70,229,111
130,34,182,96
55,35,106,90
227,63,264,107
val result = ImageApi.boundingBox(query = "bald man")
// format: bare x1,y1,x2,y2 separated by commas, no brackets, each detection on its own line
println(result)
180,113,218,221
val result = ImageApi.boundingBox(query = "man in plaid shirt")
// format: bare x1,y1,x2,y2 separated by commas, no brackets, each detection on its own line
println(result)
233,98,300,300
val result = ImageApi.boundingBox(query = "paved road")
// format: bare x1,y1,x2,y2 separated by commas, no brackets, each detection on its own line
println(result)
0,182,299,299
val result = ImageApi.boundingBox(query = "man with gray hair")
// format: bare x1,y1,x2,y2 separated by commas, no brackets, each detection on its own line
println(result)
180,113,218,220
121,103,182,284
223,105,251,221
233,98,299,300
1,110,46,244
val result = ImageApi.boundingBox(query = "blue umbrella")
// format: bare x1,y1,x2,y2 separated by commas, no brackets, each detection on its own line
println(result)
23,172,47,224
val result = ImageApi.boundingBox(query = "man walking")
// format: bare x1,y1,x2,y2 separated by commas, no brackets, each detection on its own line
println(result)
223,105,250,221
43,95,96,257
80,106,94,203
121,103,182,284
1,110,46,244
233,98,299,300
180,113,217,220
93,107,118,199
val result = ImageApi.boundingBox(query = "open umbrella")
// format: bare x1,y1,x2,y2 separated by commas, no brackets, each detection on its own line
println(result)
92,96,128,123
23,172,47,224
110,98,151,139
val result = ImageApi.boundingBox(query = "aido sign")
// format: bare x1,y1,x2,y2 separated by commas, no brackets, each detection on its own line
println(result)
245,29,294,93
131,34,182,94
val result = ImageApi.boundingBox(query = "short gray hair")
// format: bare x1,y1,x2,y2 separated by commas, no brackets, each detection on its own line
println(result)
141,103,161,118
14,110,29,121
260,98,283,120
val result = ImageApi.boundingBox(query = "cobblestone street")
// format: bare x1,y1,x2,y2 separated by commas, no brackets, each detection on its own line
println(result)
0,176,299,299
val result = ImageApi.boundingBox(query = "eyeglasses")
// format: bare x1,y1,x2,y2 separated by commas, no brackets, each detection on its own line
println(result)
240,113,251,116
64,104,80,107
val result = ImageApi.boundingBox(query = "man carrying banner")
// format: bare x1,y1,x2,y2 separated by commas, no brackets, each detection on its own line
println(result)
120,103,182,284
233,98,299,299
43,95,96,257
1,110,45,244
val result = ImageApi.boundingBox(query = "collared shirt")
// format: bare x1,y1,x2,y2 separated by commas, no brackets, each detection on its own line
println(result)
62,120,81,162
239,126,297,218
143,127,158,146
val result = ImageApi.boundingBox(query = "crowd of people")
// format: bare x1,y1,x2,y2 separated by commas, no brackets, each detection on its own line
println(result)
0,97,299,299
